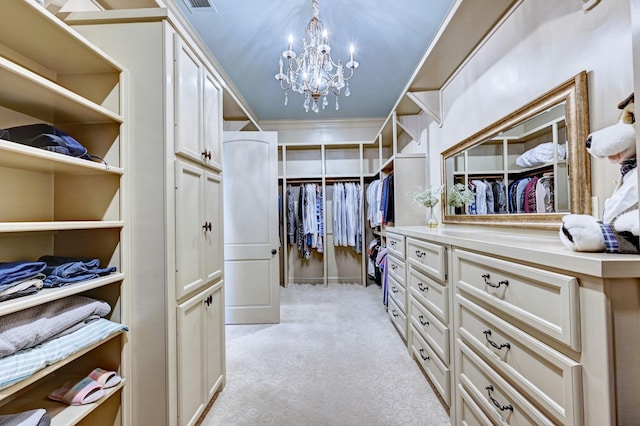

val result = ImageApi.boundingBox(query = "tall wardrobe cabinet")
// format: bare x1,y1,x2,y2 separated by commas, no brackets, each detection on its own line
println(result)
68,8,225,426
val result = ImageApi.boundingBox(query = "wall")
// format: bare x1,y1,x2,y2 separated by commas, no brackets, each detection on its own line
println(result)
430,0,633,219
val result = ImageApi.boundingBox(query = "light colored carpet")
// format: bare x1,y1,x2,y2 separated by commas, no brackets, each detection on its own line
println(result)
200,283,451,426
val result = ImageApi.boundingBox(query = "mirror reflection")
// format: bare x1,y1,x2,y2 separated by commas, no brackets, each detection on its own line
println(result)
441,71,591,229
445,103,568,215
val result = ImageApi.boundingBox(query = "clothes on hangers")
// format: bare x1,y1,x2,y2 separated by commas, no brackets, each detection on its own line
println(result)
332,182,362,253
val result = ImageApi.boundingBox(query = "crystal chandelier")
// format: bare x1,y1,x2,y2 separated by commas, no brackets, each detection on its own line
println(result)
274,0,359,113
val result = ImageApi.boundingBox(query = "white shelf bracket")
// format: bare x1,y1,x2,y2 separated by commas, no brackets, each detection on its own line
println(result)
406,90,442,126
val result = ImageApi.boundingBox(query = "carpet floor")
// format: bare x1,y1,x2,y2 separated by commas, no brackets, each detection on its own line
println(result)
199,283,451,426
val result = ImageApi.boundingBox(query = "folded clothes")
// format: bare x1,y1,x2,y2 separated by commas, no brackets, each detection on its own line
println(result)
0,262,46,291
0,275,44,302
38,256,116,288
0,319,127,389
0,295,111,359
0,408,48,426
516,142,566,168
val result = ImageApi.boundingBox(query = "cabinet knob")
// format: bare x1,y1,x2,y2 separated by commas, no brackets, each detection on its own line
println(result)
391,310,399,317
271,249,277,255
202,222,212,232
202,150,212,160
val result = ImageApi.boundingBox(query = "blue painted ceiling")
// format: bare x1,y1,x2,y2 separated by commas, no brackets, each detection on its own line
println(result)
174,0,455,121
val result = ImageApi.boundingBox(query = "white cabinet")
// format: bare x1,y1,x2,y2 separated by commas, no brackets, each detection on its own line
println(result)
174,36,223,170
69,9,225,426
177,282,224,426
175,161,223,299
388,225,640,426
0,1,127,424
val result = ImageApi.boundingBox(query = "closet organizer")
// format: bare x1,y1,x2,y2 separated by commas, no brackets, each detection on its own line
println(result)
0,1,128,424
280,143,368,286
68,6,226,426
277,110,428,288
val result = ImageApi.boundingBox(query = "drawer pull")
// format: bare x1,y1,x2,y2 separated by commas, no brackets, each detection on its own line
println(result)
483,329,511,351
391,264,398,270
417,282,429,292
418,315,429,326
391,287,399,294
419,349,430,361
482,273,509,289
415,250,426,258
390,240,397,246
485,385,514,412
392,310,399,317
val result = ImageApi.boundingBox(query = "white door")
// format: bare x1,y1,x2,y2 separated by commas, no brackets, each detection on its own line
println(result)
223,131,279,324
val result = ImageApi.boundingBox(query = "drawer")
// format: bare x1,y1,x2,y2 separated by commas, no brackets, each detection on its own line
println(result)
386,232,405,258
410,324,450,405
407,238,447,282
409,296,449,365
387,254,405,285
456,383,494,426
408,265,449,324
454,249,580,351
456,294,582,425
457,339,556,425
387,296,407,340
388,275,407,313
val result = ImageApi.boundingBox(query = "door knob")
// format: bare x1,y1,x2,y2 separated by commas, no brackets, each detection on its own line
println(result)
271,249,277,255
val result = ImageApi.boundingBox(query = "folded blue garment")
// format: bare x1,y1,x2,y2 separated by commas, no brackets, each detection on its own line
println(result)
38,256,116,288
0,262,47,290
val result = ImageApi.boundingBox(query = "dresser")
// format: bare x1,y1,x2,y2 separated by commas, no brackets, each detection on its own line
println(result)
387,225,640,425
385,231,408,340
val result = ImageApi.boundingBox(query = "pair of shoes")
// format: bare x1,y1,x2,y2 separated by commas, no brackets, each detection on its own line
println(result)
48,368,121,406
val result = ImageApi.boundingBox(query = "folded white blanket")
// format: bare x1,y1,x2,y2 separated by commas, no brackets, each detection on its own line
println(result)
0,295,110,359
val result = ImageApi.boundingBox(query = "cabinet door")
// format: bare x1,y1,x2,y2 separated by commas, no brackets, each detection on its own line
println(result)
177,290,206,426
205,284,225,400
176,161,205,299
174,34,203,162
204,171,223,283
203,71,222,169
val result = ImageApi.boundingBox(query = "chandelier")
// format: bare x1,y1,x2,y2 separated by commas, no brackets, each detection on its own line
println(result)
274,0,359,113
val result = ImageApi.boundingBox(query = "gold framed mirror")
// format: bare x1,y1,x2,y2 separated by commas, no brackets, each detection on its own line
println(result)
441,71,590,230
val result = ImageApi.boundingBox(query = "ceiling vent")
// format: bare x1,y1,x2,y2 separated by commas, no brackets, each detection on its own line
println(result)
187,0,211,7
181,0,218,12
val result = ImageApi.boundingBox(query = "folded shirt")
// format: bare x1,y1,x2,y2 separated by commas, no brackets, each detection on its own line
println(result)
516,142,566,168
0,295,111,359
38,256,116,288
0,262,47,291
0,409,48,426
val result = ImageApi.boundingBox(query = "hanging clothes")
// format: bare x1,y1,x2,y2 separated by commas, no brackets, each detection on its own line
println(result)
332,182,363,252
286,185,296,244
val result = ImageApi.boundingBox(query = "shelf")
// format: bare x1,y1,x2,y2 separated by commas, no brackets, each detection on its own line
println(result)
0,140,123,175
0,221,124,233
0,1,122,76
0,330,125,402
0,273,125,317
0,57,123,125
